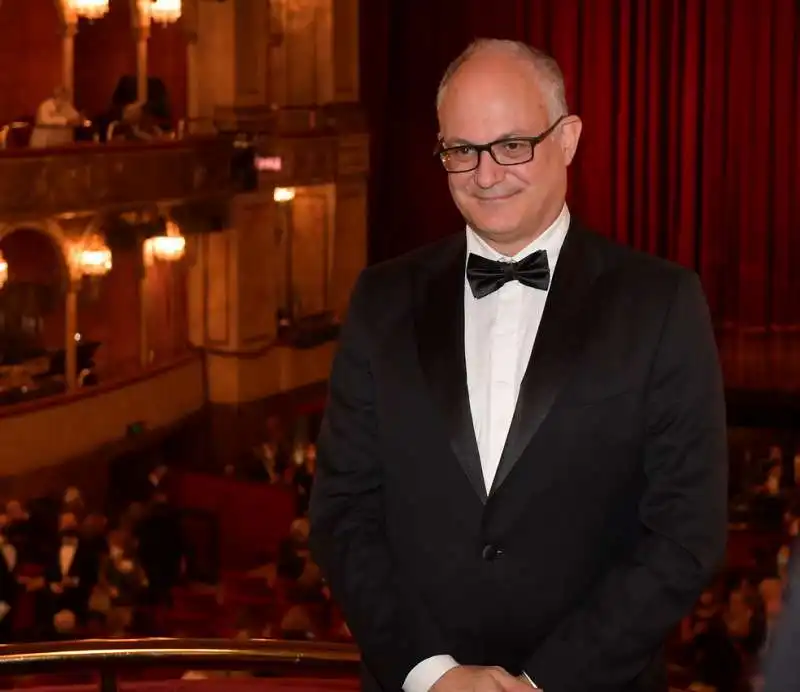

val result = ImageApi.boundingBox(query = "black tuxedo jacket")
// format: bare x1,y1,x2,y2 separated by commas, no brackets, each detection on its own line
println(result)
310,221,728,692
46,539,97,618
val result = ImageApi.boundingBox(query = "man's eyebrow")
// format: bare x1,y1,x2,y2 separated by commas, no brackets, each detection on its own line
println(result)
441,133,527,146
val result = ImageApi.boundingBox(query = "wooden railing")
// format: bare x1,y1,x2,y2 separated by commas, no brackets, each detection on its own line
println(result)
0,638,360,692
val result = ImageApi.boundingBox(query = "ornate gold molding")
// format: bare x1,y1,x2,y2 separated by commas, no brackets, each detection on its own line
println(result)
0,139,235,221
215,103,368,187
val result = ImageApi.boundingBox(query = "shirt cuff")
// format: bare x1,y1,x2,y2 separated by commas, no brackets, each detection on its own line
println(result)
402,655,460,692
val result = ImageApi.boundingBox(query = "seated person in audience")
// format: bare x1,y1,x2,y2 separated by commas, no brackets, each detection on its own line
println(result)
51,608,76,640
0,520,19,642
29,87,83,149
119,101,164,141
62,487,85,519
100,530,148,635
724,579,767,656
5,499,29,526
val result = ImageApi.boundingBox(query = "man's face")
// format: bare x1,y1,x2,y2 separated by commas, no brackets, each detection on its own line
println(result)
54,87,71,106
437,51,581,253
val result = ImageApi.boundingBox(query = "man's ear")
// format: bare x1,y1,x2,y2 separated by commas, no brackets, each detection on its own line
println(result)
559,115,582,167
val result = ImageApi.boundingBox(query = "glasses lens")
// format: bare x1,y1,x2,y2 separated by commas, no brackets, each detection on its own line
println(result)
440,146,478,172
490,139,535,165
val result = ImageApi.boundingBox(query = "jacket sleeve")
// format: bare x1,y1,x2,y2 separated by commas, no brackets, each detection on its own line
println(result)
523,272,728,692
310,272,450,691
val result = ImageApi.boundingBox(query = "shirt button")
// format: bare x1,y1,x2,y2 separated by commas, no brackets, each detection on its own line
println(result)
481,544,503,561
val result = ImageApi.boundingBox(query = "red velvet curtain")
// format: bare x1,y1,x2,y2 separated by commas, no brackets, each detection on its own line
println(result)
361,0,800,329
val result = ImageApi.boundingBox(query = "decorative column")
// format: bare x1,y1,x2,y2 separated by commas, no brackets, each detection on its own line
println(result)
185,34,199,125
139,257,150,368
183,0,200,127
135,24,150,102
61,22,77,93
64,281,79,390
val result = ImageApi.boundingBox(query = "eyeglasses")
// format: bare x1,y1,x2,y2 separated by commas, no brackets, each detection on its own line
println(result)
435,114,567,173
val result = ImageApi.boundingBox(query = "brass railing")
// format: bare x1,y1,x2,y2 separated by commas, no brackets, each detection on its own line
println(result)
0,638,360,691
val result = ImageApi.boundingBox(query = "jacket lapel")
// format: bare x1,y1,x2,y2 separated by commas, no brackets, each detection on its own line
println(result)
415,236,487,503
489,224,603,495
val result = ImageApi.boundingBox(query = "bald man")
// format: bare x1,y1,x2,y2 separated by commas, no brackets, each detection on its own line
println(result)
310,39,727,692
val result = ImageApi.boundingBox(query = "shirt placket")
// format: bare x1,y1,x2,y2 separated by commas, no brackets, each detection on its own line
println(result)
485,282,521,487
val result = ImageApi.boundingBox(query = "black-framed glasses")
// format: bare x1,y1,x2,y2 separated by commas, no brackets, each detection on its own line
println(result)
435,114,567,173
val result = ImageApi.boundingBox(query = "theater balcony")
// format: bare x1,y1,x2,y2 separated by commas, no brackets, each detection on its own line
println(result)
0,638,360,691
0,132,241,485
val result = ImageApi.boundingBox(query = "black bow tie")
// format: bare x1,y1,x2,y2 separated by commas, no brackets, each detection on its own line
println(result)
466,250,550,299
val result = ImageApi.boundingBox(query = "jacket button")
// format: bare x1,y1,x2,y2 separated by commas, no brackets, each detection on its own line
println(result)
482,544,503,561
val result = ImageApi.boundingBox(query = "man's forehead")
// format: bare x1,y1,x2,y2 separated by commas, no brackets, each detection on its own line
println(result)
439,103,546,143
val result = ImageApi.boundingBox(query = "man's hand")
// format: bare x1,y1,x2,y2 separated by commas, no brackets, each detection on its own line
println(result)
431,665,533,692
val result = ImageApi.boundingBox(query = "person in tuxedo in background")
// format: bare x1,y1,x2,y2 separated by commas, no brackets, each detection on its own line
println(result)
310,39,727,692
45,512,97,626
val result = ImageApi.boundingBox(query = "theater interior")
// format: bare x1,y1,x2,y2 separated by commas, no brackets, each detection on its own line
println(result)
0,1,797,691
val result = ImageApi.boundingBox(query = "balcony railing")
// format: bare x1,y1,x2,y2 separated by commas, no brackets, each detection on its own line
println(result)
0,137,235,220
214,103,369,188
0,638,360,692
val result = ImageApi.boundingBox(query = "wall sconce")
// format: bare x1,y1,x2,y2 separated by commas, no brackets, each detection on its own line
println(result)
71,233,112,279
149,0,182,25
144,220,186,265
274,187,296,204
68,0,109,20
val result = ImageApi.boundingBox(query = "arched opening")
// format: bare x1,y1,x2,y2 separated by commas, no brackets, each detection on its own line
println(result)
0,227,69,400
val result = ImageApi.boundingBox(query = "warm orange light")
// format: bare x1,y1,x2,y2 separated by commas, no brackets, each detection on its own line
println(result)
0,250,7,289
74,236,112,277
144,221,186,263
273,187,296,203
69,0,109,20
150,0,181,24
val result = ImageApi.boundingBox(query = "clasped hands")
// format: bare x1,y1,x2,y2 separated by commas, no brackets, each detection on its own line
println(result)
50,576,80,594
431,665,538,692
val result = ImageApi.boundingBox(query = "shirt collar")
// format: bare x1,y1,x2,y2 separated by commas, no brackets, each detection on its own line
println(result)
465,204,570,272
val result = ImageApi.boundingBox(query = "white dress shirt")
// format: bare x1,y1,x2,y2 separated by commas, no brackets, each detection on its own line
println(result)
403,205,570,692
59,540,78,579
29,97,80,149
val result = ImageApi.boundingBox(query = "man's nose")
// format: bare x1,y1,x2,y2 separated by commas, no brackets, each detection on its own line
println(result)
474,150,505,189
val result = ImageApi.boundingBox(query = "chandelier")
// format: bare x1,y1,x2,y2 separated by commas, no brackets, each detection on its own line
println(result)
0,251,7,289
149,0,182,25
69,0,109,20
145,220,186,263
75,235,112,277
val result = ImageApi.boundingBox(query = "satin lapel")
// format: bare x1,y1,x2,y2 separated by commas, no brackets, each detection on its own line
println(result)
415,236,487,503
489,225,602,495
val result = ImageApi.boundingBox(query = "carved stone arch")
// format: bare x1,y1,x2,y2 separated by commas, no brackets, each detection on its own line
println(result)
0,219,72,284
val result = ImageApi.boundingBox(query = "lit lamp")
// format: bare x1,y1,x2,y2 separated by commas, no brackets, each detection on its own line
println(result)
144,220,186,264
69,0,109,20
74,234,112,277
149,0,182,25
0,250,7,289
273,187,296,203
